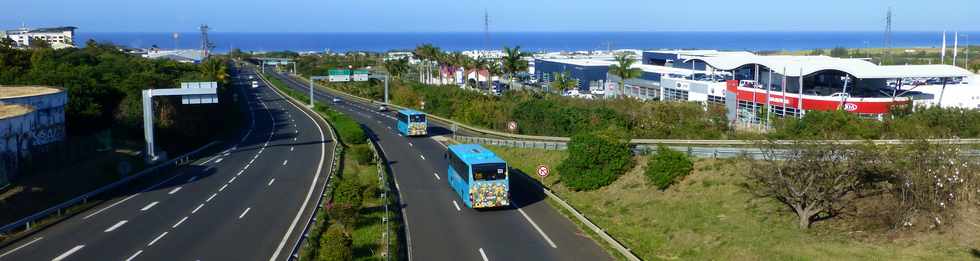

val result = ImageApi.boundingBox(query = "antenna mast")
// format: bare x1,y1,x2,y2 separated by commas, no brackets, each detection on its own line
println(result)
882,7,893,65
200,24,213,58
484,9,490,52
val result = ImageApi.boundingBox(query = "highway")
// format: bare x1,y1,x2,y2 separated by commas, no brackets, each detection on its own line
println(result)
0,66,334,261
269,71,611,261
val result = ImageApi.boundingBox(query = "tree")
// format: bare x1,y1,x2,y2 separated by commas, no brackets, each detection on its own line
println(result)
28,37,51,49
383,58,409,79
645,145,694,190
200,58,230,86
502,46,530,90
745,141,869,229
608,52,642,98
556,127,634,191
830,46,849,57
809,49,826,56
330,175,364,227
471,58,489,90
487,60,502,91
550,70,578,94
316,224,353,261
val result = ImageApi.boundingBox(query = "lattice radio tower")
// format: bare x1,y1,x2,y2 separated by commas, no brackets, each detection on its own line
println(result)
882,7,893,65
200,24,214,58
484,9,491,52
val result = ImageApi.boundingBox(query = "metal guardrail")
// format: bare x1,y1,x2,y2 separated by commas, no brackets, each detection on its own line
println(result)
0,141,220,238
292,75,980,146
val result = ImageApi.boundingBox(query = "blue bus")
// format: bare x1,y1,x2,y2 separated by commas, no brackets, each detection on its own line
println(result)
396,109,427,137
445,144,510,209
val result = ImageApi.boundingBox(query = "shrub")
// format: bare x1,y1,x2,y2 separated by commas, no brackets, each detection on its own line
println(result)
349,145,374,165
329,176,363,227
556,127,634,191
645,146,694,190
315,105,366,145
316,224,352,261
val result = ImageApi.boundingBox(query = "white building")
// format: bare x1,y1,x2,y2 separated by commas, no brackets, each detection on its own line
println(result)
4,26,77,49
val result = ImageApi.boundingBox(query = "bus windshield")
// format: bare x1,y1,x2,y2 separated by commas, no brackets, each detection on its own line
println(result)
472,163,506,181
410,114,426,123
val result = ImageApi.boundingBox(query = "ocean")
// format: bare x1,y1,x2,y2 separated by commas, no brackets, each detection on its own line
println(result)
76,31,975,53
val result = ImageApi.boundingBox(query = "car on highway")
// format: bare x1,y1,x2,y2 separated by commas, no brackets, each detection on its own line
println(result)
378,105,388,111
332,97,341,103
248,75,254,80
251,81,259,88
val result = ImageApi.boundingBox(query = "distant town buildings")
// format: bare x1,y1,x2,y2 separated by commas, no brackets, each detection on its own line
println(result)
2,26,77,49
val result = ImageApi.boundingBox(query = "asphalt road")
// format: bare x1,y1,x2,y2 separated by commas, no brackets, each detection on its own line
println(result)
270,71,611,261
0,66,334,261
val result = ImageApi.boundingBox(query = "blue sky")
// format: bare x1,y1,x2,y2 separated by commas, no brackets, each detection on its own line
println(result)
5,0,979,32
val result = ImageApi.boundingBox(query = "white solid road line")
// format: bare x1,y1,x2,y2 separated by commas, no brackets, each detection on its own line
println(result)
104,220,128,232
173,216,189,228
148,232,168,246
141,201,159,211
84,193,139,219
219,184,228,191
268,178,276,186
433,173,441,180
452,200,461,211
125,250,143,261
207,193,217,202
239,207,251,219
192,203,205,214
282,160,288,166
168,187,182,195
52,245,84,261
479,248,489,261
515,203,558,248
0,237,43,259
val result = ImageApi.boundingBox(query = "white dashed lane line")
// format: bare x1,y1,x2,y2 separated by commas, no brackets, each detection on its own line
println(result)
452,201,461,211
192,203,205,214
214,158,223,163
479,248,489,261
52,245,84,261
282,160,288,166
125,250,143,261
433,173,441,180
148,232,168,246
104,220,127,233
140,202,159,211
219,184,228,192
172,216,189,228
168,187,182,195
268,178,275,186
420,155,425,160
239,207,251,219
206,193,217,202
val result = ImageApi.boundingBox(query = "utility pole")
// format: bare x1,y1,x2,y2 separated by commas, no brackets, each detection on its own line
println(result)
200,24,212,58
882,7,893,65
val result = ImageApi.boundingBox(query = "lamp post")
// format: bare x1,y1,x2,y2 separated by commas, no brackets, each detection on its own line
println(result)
309,76,329,108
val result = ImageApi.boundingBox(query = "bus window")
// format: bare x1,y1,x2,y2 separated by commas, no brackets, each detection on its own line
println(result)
472,163,507,181
410,114,426,123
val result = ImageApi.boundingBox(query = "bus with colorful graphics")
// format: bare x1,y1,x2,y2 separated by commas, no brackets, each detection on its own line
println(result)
445,144,510,208
396,109,427,137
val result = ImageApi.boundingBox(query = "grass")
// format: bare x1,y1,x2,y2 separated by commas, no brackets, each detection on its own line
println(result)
488,145,980,260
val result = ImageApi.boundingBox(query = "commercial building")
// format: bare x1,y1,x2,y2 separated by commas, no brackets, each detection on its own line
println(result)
4,26,77,49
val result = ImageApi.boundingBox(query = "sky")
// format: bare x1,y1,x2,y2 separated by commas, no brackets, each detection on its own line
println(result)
4,0,980,33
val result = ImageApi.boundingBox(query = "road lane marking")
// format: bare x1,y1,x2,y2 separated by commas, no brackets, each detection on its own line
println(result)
84,194,139,219
229,176,237,183
207,193,217,202
214,158,223,163
239,207,251,219
173,216,189,228
0,237,43,259
419,155,425,160
282,160,288,166
290,146,294,151
268,178,275,186
125,250,143,261
293,137,297,141
141,201,159,211
409,142,413,147
148,232,168,246
192,203,205,214
452,200,461,211
168,187,182,195
52,245,84,261
515,204,558,248
104,220,128,232
433,173,441,180
479,248,489,261
219,184,228,191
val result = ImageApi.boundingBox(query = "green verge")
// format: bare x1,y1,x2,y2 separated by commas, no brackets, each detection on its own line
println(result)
263,71,399,261
486,145,979,261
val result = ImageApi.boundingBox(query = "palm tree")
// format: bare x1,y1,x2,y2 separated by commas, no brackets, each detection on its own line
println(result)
608,52,643,98
201,58,230,86
383,58,409,80
471,58,489,90
502,46,530,90
550,70,578,94
447,52,467,86
413,44,439,84
487,61,502,91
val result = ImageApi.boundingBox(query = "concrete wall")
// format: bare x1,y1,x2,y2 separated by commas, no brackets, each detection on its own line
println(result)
0,89,67,184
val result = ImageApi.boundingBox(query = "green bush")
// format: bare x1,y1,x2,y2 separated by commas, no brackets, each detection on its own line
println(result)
556,127,634,191
645,146,694,190
349,145,374,165
330,176,363,227
314,105,366,145
316,224,352,261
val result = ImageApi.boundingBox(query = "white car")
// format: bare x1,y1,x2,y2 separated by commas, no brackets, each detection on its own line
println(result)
251,81,259,88
332,98,341,103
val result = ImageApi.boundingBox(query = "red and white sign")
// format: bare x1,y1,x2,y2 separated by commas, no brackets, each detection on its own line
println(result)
507,121,518,132
536,165,550,178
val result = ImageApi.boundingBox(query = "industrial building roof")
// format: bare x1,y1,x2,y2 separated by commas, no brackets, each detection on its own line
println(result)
538,58,697,76
689,55,974,78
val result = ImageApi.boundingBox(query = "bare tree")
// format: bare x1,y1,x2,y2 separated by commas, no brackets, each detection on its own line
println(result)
746,141,867,229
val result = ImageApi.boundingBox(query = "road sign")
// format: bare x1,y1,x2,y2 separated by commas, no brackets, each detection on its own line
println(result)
507,121,518,132
180,82,219,104
536,165,550,178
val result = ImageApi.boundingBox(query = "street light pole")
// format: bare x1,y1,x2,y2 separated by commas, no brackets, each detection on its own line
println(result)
309,76,329,108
